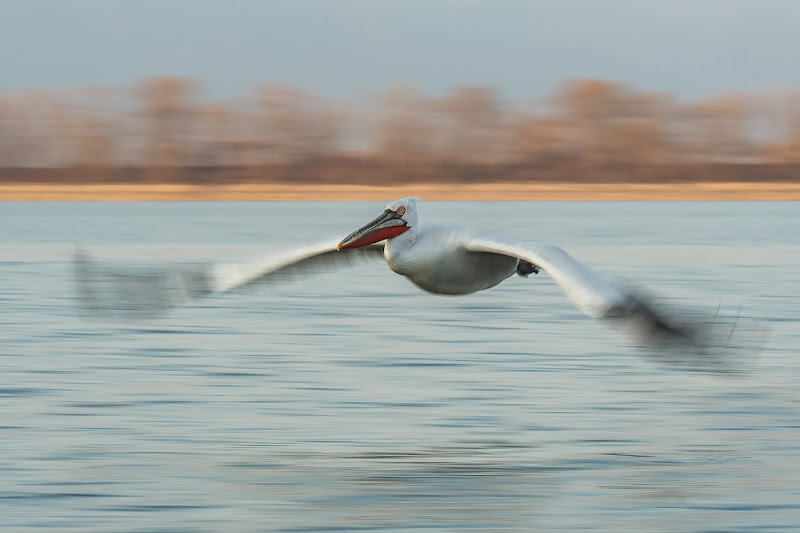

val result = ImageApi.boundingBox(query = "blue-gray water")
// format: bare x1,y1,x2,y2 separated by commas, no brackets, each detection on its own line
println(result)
1,201,798,532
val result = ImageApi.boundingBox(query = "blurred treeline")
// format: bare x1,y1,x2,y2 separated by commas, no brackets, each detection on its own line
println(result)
1,77,799,184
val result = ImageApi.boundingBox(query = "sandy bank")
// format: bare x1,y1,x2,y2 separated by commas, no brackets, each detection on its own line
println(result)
1,181,799,201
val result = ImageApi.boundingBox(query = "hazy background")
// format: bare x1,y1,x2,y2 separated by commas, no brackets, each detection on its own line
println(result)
0,0,800,189
1,0,799,187
1,1,799,188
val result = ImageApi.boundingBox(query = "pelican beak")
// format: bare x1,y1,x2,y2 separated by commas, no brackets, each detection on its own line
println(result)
338,209,409,250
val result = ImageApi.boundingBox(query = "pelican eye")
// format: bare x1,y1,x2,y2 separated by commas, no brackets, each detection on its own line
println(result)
397,206,406,216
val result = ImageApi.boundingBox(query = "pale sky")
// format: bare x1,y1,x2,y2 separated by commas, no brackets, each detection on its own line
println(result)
2,0,799,101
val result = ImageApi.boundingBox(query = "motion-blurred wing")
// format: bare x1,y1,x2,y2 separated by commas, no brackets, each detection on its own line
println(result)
465,237,710,348
75,240,385,319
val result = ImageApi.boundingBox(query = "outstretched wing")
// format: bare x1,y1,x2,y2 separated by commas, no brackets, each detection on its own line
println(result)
75,240,385,319
465,236,713,349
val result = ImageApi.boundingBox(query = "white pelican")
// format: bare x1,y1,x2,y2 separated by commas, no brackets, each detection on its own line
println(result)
75,197,740,353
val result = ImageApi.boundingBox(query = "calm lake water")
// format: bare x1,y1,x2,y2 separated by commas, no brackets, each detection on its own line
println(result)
0,201,798,532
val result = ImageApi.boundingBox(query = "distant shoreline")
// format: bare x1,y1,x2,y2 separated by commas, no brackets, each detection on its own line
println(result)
1,181,799,201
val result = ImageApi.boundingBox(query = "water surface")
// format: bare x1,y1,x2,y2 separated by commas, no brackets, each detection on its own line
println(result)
0,202,798,532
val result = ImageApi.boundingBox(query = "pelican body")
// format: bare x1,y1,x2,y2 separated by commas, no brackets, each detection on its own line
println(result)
338,198,623,317
343,212,520,296
385,223,520,296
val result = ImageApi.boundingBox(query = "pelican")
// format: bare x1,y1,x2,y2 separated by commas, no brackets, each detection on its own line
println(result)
75,197,736,353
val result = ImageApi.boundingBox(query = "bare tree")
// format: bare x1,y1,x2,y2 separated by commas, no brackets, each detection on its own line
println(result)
254,85,342,165
553,79,683,170
437,86,505,164
376,84,433,164
0,94,8,166
139,77,200,169
684,95,754,162
767,89,800,162
508,115,570,165
556,79,626,161
71,87,119,169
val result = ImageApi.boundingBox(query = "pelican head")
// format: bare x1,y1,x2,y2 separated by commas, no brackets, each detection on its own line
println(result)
338,197,419,250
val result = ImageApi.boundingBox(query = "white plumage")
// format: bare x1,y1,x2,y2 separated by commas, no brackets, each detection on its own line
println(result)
76,197,744,354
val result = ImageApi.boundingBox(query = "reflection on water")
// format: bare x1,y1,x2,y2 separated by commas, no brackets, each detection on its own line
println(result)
0,202,799,532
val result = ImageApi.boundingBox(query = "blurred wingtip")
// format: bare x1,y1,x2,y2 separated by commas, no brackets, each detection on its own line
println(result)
71,248,213,322
600,284,769,374
625,300,770,375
